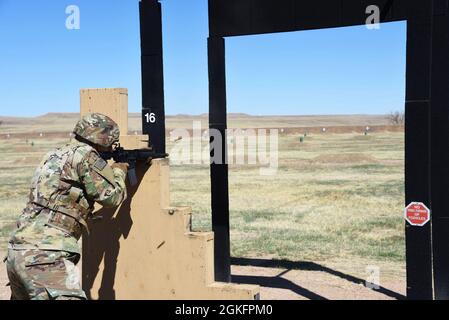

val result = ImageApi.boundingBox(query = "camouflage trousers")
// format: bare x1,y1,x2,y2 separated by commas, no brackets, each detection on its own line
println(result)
6,249,87,300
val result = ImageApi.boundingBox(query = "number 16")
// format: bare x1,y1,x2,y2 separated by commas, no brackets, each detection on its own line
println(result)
145,113,156,123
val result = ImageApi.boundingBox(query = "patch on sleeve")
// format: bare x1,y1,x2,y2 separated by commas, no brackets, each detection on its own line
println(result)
94,164,116,186
94,158,107,171
88,151,116,186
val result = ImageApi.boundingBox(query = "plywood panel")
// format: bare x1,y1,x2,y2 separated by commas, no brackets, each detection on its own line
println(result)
80,88,129,135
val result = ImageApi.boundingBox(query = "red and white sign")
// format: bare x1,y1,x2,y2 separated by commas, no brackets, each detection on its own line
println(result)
404,202,431,226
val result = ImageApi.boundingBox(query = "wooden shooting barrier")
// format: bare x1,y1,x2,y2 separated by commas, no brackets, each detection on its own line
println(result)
80,88,259,300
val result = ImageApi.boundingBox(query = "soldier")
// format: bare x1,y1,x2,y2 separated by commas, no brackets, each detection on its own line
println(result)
4,113,128,300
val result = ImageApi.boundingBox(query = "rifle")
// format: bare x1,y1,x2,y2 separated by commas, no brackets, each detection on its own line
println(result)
100,145,168,186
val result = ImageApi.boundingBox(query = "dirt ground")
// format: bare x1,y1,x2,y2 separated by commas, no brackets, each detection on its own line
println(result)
0,251,405,300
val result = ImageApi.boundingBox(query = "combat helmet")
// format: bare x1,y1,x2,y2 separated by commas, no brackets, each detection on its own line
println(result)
73,113,120,147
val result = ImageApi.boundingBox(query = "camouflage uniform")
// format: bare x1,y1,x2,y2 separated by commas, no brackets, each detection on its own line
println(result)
5,113,127,300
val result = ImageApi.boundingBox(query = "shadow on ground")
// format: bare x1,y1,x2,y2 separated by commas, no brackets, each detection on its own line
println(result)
231,257,405,300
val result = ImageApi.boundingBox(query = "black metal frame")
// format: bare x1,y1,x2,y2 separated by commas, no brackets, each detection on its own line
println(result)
207,0,449,300
139,0,449,299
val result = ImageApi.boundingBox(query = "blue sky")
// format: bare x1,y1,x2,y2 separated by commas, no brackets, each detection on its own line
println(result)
0,0,406,116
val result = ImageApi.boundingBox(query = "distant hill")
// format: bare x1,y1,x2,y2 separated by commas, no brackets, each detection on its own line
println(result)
0,112,393,135
36,113,80,119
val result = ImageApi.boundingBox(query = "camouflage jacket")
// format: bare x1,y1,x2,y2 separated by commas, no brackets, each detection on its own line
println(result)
8,141,127,254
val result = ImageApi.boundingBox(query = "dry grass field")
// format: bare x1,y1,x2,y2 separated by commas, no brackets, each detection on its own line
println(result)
0,114,405,299
168,131,405,280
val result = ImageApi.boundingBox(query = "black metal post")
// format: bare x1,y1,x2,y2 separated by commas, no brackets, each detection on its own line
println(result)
430,0,449,300
208,36,231,282
404,3,434,298
139,0,166,154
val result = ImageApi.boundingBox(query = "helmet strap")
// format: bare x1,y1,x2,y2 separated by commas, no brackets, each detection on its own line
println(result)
74,134,101,149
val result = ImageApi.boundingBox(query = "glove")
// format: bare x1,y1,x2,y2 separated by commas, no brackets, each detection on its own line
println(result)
111,162,129,175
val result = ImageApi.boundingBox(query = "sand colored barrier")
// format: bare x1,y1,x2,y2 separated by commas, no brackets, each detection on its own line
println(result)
80,88,259,299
